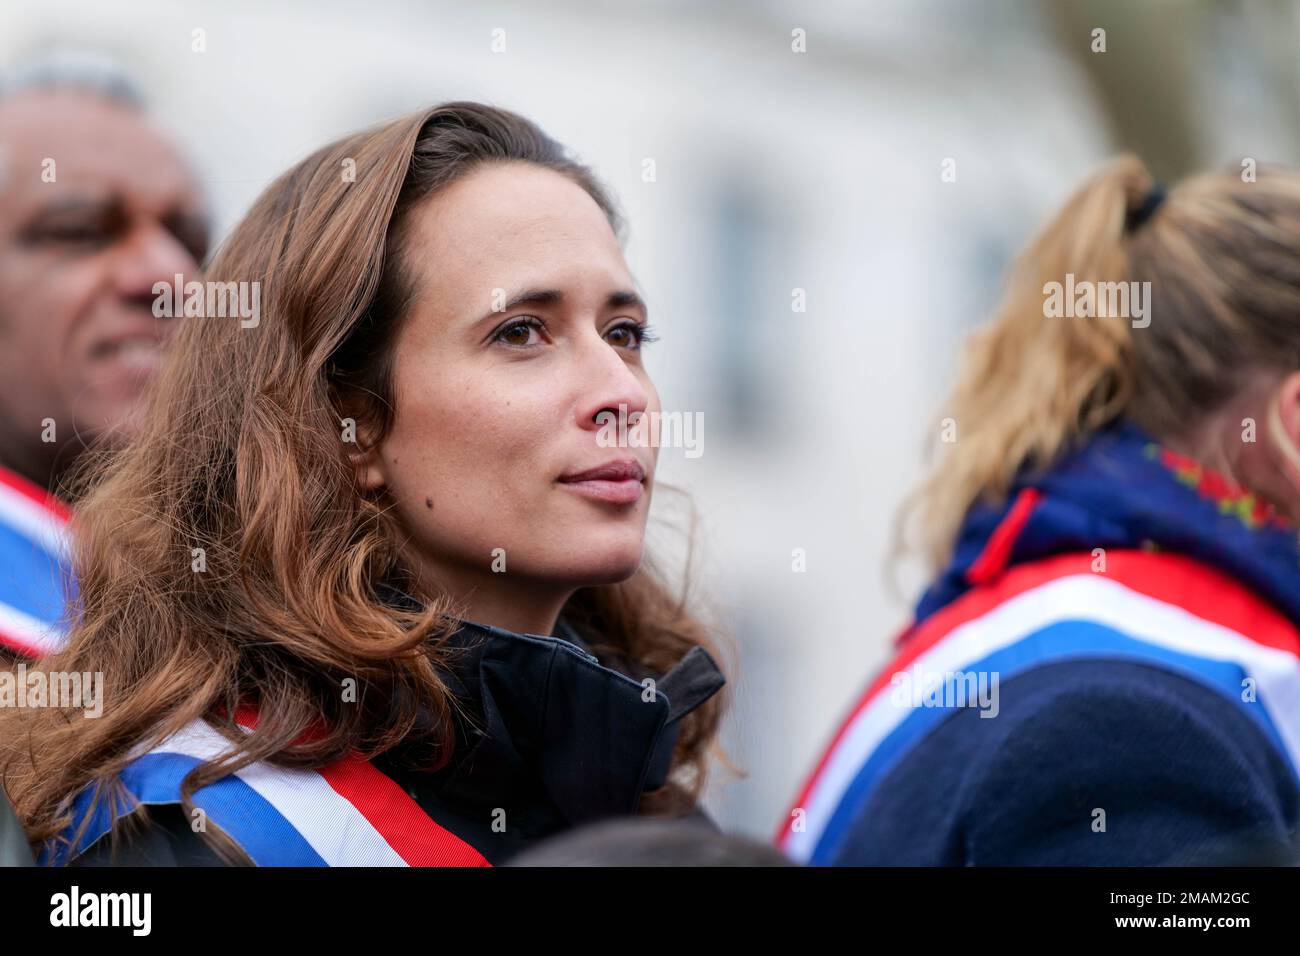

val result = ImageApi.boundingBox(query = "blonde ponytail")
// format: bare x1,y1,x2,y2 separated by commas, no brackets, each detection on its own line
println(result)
908,155,1157,571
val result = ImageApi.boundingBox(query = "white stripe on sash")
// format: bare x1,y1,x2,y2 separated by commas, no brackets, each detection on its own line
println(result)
0,481,69,560
0,600,66,656
150,720,408,866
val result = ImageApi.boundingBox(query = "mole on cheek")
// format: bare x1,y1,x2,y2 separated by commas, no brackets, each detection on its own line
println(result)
425,497,433,510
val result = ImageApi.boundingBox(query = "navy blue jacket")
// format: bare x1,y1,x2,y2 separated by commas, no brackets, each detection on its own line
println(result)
780,422,1300,866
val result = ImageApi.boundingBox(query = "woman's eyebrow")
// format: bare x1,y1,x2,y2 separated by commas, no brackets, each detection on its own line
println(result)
496,288,564,313
607,290,647,315
476,287,647,322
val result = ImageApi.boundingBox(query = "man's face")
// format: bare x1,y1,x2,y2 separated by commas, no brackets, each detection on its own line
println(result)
0,91,207,485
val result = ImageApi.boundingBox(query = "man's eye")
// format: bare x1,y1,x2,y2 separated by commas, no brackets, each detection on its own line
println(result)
170,222,210,263
493,317,545,347
30,224,113,246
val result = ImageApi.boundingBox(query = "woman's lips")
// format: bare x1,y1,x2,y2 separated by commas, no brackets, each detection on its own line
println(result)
558,477,645,505
557,459,646,505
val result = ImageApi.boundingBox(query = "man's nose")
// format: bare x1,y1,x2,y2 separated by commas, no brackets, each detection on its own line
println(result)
112,221,202,304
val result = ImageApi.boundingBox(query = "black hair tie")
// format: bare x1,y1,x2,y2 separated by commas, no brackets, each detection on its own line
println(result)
1126,183,1167,231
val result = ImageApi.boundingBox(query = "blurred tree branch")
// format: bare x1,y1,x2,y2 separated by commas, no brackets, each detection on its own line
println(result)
1046,0,1300,179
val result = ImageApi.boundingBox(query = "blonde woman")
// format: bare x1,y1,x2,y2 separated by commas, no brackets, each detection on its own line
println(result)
782,156,1300,866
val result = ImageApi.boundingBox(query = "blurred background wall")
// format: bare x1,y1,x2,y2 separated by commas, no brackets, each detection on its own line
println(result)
4,0,1299,840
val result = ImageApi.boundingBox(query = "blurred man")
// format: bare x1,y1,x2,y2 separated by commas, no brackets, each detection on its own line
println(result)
0,53,208,658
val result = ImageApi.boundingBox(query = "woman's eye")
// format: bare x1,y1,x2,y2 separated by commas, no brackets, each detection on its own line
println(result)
606,321,657,350
494,317,544,347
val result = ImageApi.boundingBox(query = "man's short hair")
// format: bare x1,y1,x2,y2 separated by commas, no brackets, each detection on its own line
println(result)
0,49,145,108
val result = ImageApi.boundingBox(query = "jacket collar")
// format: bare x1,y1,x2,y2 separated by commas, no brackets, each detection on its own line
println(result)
380,587,726,826
917,419,1300,627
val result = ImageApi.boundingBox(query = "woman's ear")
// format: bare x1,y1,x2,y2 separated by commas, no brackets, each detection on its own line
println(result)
1266,370,1300,484
350,440,387,493
338,410,387,493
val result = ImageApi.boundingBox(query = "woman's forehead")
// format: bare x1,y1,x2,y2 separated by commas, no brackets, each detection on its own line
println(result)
400,163,629,302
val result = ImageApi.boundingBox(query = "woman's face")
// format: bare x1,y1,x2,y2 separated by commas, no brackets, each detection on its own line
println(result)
359,161,660,630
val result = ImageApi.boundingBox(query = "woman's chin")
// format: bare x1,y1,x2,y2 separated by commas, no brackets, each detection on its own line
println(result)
552,543,646,587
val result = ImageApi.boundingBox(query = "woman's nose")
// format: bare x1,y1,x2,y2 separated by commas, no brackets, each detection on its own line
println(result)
574,339,653,432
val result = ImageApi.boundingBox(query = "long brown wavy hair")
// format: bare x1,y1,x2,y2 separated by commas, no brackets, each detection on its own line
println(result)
0,102,731,863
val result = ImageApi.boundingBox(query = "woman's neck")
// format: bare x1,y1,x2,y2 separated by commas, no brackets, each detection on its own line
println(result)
411,563,575,636
460,590,571,637
1156,387,1300,522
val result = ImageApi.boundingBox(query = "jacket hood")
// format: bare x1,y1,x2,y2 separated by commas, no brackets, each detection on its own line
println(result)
916,419,1300,629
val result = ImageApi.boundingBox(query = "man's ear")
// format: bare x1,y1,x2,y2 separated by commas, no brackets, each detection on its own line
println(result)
1267,370,1300,482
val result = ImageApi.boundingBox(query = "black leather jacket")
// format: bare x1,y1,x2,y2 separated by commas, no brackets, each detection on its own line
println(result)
71,610,726,866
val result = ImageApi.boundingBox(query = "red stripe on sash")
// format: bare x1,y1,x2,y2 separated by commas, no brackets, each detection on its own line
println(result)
231,705,490,866
0,627,47,659
0,466,72,522
317,757,491,867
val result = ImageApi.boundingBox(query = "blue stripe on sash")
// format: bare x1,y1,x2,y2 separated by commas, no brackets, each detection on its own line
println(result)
48,752,326,866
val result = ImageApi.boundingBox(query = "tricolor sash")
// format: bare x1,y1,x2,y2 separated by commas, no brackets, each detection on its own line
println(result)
778,550,1300,865
0,466,71,658
51,710,490,867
